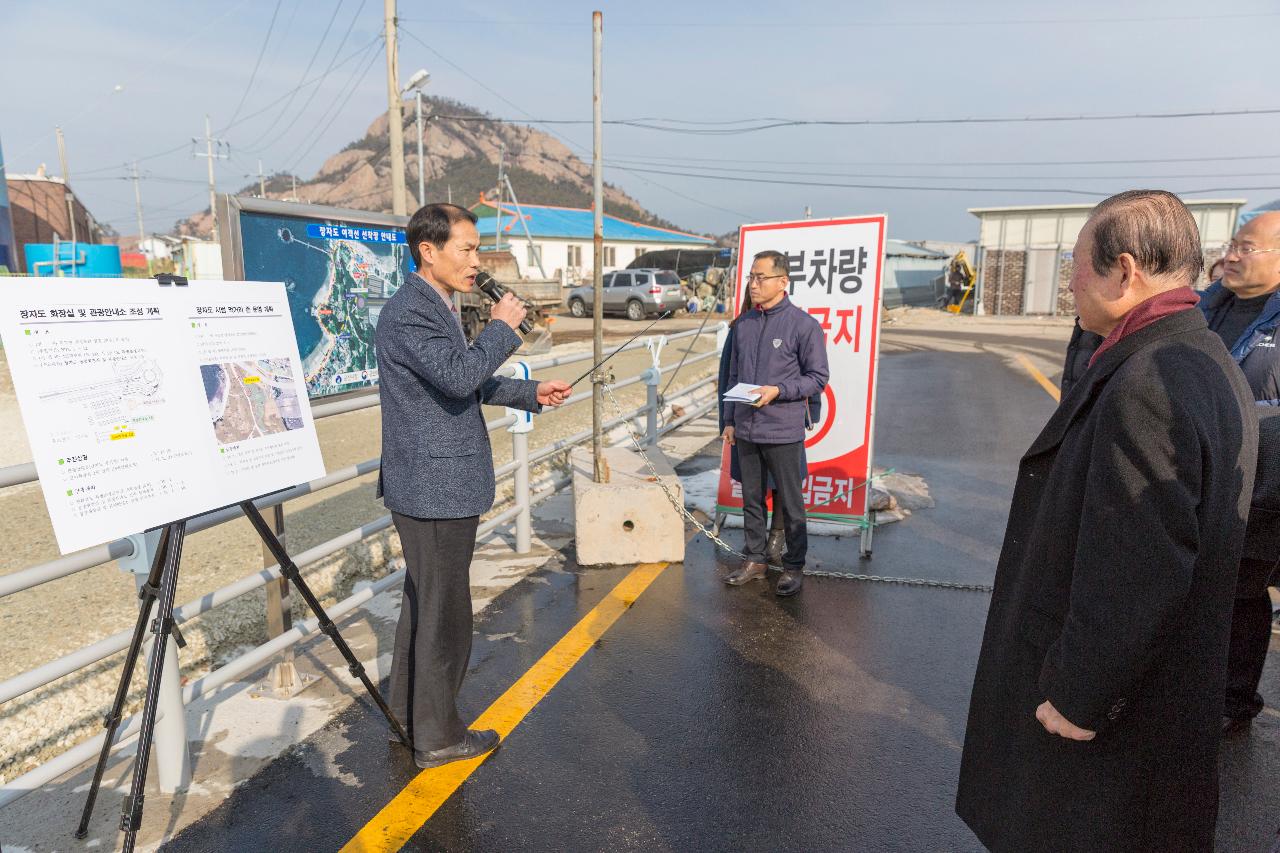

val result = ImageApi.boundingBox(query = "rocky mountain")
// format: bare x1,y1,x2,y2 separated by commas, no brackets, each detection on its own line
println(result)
176,96,692,237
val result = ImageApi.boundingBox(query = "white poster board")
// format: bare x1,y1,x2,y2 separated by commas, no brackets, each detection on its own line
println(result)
0,279,326,554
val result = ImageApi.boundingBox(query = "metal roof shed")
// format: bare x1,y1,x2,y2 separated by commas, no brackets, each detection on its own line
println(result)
968,198,1245,315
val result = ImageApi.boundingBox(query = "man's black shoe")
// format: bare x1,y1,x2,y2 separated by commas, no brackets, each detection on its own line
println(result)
765,530,786,565
725,560,767,586
1221,715,1253,737
414,729,500,769
776,569,804,596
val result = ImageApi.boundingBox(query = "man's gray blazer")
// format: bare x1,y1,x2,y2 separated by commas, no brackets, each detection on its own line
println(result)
376,272,540,519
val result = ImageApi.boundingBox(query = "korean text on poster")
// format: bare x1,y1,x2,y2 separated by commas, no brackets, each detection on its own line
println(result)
0,279,326,553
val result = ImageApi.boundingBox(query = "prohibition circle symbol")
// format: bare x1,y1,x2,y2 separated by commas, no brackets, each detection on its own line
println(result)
804,384,837,449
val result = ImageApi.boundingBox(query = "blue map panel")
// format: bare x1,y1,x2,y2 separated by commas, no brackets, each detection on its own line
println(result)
239,211,412,399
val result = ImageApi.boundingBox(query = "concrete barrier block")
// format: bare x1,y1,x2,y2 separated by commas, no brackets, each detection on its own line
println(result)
571,445,686,566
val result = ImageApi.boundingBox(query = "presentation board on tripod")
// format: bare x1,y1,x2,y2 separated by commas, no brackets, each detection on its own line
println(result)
0,278,326,554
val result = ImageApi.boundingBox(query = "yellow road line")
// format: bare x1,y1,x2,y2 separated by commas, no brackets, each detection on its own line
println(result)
1015,353,1061,402
340,561,670,853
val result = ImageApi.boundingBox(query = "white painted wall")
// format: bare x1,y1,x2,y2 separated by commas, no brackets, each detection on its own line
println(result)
138,237,173,260
975,200,1243,251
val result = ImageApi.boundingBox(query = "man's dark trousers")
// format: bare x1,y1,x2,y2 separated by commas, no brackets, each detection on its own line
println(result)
388,512,479,751
1225,557,1279,720
738,437,807,569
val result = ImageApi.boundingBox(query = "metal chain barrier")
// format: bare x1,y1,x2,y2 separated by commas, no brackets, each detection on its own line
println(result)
800,568,995,592
601,382,994,594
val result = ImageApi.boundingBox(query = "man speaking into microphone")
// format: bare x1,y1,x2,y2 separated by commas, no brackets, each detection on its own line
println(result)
376,203,570,769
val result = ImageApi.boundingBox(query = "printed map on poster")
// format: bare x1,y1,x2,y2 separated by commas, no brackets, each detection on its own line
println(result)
201,359,305,444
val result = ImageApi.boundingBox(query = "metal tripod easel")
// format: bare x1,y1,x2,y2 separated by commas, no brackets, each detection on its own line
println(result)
74,502,410,851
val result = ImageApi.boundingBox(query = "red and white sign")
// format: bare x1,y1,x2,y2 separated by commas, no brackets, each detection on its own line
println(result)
716,215,886,523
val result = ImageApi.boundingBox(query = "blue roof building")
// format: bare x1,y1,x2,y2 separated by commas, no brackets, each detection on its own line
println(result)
470,195,713,282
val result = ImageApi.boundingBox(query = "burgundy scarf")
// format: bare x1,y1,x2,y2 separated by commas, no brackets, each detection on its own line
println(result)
1088,287,1200,368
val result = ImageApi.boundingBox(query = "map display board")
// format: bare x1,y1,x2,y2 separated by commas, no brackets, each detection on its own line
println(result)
237,209,412,399
0,279,326,554
716,215,886,524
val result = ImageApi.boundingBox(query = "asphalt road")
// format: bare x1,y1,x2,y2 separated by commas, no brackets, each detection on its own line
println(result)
163,330,1280,852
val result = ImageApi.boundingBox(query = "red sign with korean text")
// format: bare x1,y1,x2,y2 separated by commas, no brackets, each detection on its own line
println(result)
716,215,886,523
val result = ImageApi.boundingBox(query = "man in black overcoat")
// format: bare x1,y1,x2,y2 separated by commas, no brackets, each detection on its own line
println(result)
957,190,1259,852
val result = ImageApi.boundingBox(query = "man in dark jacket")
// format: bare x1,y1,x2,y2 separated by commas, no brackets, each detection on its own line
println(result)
718,317,787,561
721,249,829,596
1204,210,1280,734
1060,319,1103,397
957,190,1259,851
377,203,570,770
1252,408,1280,580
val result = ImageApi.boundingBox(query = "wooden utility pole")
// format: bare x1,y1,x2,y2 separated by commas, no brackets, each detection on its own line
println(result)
384,0,407,215
55,127,77,252
591,10,605,482
131,162,151,275
192,115,228,239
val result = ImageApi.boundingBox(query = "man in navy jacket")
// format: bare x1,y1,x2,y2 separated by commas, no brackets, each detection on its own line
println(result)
376,203,570,769
721,250,829,595
1204,210,1280,734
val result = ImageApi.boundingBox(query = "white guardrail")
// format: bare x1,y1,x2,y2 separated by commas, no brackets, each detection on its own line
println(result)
0,323,725,809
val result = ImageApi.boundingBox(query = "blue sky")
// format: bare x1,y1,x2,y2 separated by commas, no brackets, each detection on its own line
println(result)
3,0,1279,241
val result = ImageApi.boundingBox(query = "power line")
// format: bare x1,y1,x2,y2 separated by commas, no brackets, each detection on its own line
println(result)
286,38,385,172
608,165,1280,197
2,0,258,171
427,106,1280,135
601,151,1280,169
397,25,762,221
77,157,1280,190
602,159,1280,182
399,28,542,132
87,134,1280,182
316,108,417,191
76,142,192,176
77,173,209,185
222,0,285,131
96,190,210,222
602,165,758,220
398,12,1280,28
73,37,379,180
1174,186,1280,196
222,34,380,135
610,167,1106,197
238,0,347,150
277,0,304,53
239,0,371,154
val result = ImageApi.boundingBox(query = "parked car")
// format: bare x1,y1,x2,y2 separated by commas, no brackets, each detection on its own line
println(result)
566,268,685,321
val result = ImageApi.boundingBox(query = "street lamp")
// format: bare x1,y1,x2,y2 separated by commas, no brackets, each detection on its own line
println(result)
400,69,431,207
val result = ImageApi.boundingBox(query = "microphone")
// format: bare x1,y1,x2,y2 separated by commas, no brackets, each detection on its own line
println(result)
475,271,534,335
